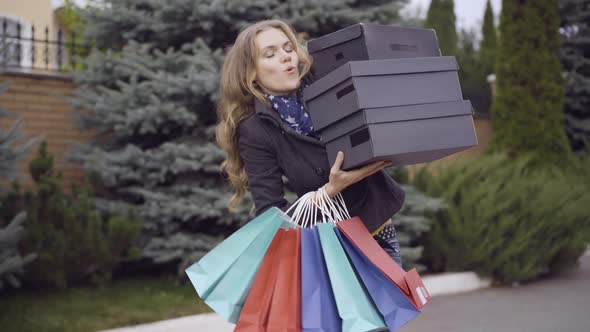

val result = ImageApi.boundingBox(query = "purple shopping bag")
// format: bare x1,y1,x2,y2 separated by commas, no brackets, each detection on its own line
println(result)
335,228,421,331
301,227,341,332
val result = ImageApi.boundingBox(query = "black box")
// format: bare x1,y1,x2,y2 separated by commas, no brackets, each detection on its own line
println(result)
303,56,463,131
308,23,441,80
320,101,478,170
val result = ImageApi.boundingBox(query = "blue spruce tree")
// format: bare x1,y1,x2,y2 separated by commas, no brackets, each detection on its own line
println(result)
67,0,411,275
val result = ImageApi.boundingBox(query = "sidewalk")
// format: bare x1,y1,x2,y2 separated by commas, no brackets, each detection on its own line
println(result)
399,254,590,332
101,252,590,332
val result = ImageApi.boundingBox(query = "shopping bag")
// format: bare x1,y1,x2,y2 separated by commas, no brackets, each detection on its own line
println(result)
235,229,286,332
336,228,421,331
337,217,431,310
316,222,386,332
185,207,293,322
266,228,302,332
301,227,341,332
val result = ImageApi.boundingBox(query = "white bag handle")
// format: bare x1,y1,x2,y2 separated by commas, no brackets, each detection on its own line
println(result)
284,190,327,228
280,184,351,227
300,193,313,228
334,191,351,220
315,185,344,222
286,191,312,226
314,185,351,223
310,188,333,227
318,186,340,221
300,189,332,227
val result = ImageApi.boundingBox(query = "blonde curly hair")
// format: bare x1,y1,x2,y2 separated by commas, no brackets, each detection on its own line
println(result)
215,19,312,211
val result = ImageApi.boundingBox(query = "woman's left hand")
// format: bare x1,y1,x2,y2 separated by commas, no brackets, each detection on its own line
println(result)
325,151,392,198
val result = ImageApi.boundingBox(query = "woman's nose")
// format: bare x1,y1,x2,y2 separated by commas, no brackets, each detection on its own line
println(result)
279,50,291,62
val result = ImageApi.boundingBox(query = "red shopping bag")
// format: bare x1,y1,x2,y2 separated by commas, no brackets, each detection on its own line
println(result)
235,228,302,332
235,229,285,332
267,228,302,331
337,217,431,310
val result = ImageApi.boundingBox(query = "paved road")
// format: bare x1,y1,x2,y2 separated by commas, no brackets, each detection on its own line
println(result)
102,254,590,332
399,255,590,332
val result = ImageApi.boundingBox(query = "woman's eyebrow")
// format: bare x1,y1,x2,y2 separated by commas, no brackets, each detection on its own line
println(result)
261,40,292,51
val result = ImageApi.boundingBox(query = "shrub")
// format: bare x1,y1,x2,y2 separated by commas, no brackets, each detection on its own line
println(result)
0,141,143,289
419,153,590,284
0,211,37,291
386,166,445,272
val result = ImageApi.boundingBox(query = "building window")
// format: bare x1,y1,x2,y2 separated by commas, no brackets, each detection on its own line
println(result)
0,14,33,70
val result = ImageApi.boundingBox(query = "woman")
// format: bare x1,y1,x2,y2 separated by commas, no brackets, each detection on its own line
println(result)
215,19,405,268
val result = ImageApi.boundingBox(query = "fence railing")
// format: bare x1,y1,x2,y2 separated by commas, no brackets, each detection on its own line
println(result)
0,19,91,74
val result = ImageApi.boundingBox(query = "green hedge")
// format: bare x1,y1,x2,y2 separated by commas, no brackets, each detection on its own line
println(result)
418,153,590,284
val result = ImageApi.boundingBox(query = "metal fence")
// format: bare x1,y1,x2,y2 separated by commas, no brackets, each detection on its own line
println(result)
0,18,90,73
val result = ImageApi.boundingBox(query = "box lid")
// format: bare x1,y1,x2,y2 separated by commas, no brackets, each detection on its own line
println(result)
307,23,363,53
307,23,439,54
303,56,459,103
319,100,473,143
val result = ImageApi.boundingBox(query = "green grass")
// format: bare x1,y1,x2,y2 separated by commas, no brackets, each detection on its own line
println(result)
0,276,212,332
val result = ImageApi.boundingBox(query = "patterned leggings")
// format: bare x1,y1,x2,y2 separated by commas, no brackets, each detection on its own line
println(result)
373,223,403,269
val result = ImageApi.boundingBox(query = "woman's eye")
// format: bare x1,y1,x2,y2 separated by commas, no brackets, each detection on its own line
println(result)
263,44,293,58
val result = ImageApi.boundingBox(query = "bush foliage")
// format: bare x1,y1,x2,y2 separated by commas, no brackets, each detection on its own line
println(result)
0,141,143,289
417,153,590,284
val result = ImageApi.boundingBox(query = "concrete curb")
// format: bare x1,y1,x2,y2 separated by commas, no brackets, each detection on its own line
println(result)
99,313,232,332
421,271,492,297
99,269,492,332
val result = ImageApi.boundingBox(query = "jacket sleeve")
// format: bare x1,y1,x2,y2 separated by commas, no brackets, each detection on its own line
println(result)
238,120,290,216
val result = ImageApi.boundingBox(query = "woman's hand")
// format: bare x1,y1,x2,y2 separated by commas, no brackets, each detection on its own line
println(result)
325,151,392,198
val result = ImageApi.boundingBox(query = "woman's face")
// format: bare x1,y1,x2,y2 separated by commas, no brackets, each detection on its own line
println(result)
254,27,300,96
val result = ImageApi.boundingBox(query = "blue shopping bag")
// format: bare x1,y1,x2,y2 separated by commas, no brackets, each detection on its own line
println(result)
185,207,293,323
336,228,421,331
316,223,386,332
301,227,341,332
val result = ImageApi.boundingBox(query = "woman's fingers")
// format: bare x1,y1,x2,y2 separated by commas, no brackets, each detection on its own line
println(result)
365,162,390,177
358,160,389,174
329,155,392,194
349,160,392,179
331,151,345,173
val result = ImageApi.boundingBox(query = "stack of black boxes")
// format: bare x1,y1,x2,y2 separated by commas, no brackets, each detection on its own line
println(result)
303,23,478,170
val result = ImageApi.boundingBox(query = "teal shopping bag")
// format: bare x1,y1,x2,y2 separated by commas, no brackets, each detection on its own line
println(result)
317,222,387,332
185,207,293,322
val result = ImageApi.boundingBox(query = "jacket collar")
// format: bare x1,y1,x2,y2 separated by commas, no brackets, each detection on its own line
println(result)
254,97,324,147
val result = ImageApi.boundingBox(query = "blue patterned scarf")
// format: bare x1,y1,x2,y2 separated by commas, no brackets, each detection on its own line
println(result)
264,81,318,137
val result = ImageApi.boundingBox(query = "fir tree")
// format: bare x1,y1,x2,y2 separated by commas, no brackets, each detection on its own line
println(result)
68,0,410,275
6,141,143,289
480,0,497,76
423,0,458,55
454,1,496,114
0,70,41,291
80,0,410,52
456,27,490,113
559,0,590,157
488,0,574,166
